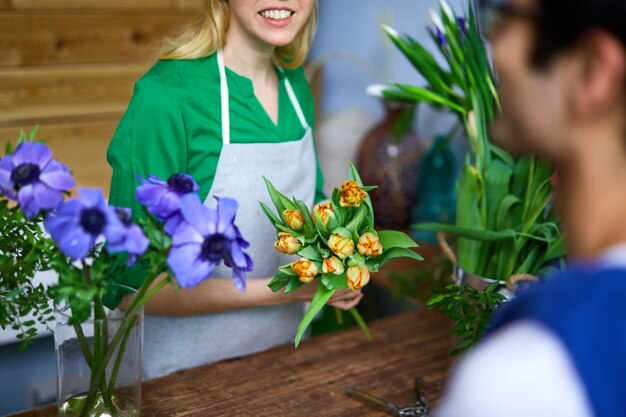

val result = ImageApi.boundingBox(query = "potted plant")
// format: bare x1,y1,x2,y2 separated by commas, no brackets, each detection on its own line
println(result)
383,1,566,354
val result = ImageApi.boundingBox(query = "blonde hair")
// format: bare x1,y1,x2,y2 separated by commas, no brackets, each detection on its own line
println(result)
160,0,318,69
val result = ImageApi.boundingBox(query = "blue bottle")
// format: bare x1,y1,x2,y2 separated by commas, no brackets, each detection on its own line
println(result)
410,134,457,243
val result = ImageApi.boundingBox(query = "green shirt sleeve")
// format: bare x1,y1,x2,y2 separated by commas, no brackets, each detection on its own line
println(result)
105,77,187,304
107,78,187,219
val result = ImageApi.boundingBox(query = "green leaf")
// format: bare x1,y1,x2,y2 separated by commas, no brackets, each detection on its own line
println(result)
259,202,283,227
415,223,517,241
297,246,323,262
293,198,316,238
385,84,466,114
377,247,423,268
496,195,521,230
295,286,336,347
377,230,418,249
321,273,349,290
284,276,305,293
262,176,297,216
267,272,292,292
345,204,368,232
278,264,296,276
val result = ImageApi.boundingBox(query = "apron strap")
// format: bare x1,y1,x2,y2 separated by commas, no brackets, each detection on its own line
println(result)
276,67,309,131
217,49,231,145
217,50,309,146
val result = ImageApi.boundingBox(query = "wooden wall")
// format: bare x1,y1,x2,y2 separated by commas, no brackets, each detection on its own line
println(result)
0,0,202,195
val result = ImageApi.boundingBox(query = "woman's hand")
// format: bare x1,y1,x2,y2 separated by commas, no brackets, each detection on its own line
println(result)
328,289,363,310
280,281,364,310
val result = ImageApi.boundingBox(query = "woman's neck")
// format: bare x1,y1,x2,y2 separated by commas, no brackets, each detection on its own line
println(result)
222,22,276,84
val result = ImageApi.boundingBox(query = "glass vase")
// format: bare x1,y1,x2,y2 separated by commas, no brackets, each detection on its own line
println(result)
55,302,143,417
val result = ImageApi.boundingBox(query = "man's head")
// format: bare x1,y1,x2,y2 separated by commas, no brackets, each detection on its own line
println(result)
480,0,626,164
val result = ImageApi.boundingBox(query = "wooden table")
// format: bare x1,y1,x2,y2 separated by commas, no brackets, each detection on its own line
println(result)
12,311,452,417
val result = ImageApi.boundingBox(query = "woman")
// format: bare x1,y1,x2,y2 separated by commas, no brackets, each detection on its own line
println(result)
107,0,363,379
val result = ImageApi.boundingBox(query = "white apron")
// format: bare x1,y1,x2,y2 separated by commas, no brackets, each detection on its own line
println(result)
143,50,316,379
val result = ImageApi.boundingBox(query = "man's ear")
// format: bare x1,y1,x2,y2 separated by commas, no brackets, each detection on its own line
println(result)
567,30,626,119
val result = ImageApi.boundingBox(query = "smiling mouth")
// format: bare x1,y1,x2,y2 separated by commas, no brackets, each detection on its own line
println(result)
258,9,295,20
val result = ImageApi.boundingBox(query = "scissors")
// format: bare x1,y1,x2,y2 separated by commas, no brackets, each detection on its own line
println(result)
346,375,429,417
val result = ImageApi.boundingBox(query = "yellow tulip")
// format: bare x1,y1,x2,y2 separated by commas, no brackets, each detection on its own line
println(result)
347,265,371,290
291,258,318,283
357,232,382,257
274,232,301,255
339,181,367,207
322,256,345,275
327,228,355,259
313,201,335,226
284,209,305,231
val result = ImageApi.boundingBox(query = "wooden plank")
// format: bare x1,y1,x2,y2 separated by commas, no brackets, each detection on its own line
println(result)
0,120,119,195
0,13,194,67
10,311,452,417
0,62,148,126
0,0,203,10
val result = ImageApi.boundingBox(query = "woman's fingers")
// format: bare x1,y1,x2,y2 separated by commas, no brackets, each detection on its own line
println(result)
328,292,363,310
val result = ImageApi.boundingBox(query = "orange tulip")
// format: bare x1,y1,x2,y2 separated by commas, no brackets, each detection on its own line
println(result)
313,201,335,226
357,232,382,257
284,209,305,231
339,181,367,207
322,256,345,275
291,258,318,283
274,232,301,255
347,265,370,290
327,228,355,259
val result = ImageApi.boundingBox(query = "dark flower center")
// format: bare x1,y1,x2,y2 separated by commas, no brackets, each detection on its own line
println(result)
11,163,41,189
80,208,107,235
201,234,231,263
114,208,132,227
167,174,194,194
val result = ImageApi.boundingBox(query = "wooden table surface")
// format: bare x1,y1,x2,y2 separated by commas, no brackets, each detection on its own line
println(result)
12,311,452,417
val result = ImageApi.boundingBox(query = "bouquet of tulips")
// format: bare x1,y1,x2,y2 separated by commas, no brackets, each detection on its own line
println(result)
1,128,251,416
261,162,423,346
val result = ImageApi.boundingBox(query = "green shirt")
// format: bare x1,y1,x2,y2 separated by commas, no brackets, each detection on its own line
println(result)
107,53,325,217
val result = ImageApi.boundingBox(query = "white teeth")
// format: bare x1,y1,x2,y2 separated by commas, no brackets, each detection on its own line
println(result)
260,9,293,20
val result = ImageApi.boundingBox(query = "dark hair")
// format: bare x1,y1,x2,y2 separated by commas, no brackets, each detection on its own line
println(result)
533,0,626,66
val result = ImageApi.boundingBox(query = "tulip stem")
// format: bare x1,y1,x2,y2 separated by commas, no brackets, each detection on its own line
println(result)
349,307,372,341
334,307,344,325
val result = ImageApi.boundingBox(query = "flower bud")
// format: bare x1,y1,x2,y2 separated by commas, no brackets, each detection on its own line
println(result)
357,232,382,257
339,181,367,207
347,265,371,290
291,258,318,283
313,201,335,226
322,256,345,275
327,228,355,259
274,232,301,255
283,209,305,231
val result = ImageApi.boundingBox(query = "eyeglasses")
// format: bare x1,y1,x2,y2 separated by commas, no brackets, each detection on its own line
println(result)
477,0,539,40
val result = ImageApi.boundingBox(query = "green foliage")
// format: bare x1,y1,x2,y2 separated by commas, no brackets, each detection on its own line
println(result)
427,282,506,356
0,196,56,351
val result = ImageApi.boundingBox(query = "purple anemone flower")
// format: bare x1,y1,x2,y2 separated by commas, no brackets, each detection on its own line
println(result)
45,188,144,261
0,142,75,218
167,193,252,291
108,207,150,265
136,173,200,234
